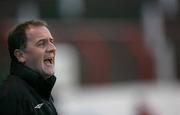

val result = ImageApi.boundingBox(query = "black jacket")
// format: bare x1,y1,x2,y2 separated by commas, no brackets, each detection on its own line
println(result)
0,61,58,115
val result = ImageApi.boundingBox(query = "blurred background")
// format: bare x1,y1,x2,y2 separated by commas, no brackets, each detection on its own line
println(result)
0,0,180,115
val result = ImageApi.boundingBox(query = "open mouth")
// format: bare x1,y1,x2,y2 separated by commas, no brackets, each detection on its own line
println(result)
44,58,54,66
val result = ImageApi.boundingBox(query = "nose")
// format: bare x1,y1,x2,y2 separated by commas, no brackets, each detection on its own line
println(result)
47,42,56,53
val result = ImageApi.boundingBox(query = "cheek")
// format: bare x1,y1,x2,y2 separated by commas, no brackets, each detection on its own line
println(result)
24,46,45,66
25,52,44,66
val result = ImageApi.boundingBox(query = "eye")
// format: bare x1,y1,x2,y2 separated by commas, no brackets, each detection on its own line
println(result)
37,40,46,47
50,39,54,44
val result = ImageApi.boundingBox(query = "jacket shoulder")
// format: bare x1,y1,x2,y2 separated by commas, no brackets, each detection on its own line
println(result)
0,75,27,97
0,76,33,114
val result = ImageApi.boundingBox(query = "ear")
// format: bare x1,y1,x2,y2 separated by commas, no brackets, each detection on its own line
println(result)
14,49,26,63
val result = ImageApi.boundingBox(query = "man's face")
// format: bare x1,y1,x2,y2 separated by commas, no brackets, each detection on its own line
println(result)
23,25,56,78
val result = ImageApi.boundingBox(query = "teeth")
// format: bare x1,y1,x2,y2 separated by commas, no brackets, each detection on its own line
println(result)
48,59,52,64
44,58,53,65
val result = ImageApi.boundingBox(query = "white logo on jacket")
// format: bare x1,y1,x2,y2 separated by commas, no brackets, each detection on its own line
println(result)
34,103,44,109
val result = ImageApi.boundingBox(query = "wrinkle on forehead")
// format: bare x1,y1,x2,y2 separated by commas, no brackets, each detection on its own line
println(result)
26,25,50,35
25,26,52,44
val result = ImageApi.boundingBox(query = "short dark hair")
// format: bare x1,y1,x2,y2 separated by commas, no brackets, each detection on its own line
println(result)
8,20,48,61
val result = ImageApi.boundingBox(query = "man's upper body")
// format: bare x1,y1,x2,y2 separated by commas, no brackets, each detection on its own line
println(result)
0,61,58,115
0,20,58,115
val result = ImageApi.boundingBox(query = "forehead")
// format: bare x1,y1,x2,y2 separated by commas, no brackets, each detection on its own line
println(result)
25,25,52,42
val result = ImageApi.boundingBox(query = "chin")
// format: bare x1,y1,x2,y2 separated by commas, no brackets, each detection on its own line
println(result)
47,71,55,76
41,71,54,79
41,68,54,77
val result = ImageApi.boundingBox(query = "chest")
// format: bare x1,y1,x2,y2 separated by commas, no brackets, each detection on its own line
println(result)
22,84,58,115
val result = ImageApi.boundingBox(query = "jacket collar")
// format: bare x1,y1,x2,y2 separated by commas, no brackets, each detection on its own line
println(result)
10,61,56,100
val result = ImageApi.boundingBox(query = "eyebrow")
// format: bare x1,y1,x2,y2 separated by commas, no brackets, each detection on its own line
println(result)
35,37,54,44
36,38,47,43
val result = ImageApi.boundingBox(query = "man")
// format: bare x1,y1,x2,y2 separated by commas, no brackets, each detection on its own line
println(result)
0,20,58,115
